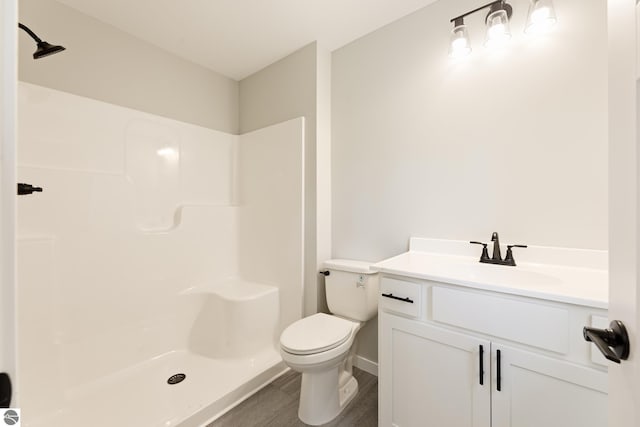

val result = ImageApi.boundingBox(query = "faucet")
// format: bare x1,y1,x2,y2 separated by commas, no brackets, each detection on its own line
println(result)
470,232,527,266
491,232,501,261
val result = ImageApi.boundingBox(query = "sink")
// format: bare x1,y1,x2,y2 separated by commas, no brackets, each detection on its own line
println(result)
429,261,562,288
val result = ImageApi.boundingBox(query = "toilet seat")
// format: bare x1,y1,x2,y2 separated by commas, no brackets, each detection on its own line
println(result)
280,313,355,355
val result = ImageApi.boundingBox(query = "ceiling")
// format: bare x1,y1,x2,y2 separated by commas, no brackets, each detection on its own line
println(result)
56,0,439,80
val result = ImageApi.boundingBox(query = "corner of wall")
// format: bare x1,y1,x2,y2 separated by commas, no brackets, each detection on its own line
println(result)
237,41,326,318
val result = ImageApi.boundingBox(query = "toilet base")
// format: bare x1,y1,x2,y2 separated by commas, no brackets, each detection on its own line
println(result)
298,367,359,425
338,375,359,409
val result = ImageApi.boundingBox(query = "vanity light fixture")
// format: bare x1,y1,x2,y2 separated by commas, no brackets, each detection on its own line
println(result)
449,0,557,57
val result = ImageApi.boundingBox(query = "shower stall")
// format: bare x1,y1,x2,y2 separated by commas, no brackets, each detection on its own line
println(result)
15,82,304,426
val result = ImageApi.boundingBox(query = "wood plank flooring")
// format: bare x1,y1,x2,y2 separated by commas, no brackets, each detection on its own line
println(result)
208,367,378,427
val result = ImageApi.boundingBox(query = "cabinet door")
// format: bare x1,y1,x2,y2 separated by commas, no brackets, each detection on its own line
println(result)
492,344,607,427
379,313,491,427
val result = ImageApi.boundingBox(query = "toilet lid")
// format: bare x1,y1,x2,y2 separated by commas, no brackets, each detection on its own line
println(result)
280,313,355,355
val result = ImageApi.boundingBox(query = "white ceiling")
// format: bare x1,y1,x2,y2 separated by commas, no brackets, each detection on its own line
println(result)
56,0,439,80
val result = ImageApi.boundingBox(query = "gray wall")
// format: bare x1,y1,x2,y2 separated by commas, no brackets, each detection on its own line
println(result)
332,0,608,363
240,42,330,317
19,0,238,133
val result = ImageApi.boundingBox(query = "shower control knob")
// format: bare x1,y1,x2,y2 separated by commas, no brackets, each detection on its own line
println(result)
17,183,43,195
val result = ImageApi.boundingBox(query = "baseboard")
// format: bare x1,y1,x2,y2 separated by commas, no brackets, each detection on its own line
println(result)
354,355,378,377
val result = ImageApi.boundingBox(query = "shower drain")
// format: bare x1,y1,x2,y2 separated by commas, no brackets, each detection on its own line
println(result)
167,373,186,385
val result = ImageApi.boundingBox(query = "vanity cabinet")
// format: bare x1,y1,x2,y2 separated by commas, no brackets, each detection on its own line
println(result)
491,344,607,427
380,314,490,427
379,277,608,427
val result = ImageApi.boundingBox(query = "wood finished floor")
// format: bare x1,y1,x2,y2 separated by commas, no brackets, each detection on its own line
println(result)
208,367,378,427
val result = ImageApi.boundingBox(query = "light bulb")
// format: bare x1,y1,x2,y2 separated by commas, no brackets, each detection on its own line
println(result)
525,0,557,34
485,9,511,48
488,23,507,40
532,6,550,22
449,24,471,58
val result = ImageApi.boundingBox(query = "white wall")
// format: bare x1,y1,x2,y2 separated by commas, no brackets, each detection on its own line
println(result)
332,0,608,362
18,0,238,133
238,118,305,332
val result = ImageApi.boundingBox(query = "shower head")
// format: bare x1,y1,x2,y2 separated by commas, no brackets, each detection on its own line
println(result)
33,41,66,59
18,23,66,59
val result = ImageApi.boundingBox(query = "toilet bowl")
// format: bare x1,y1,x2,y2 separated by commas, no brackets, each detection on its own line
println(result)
280,313,361,425
279,259,379,425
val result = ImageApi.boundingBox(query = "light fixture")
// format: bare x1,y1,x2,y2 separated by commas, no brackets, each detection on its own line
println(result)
18,23,66,59
525,0,557,34
485,2,513,47
449,18,472,58
449,0,556,57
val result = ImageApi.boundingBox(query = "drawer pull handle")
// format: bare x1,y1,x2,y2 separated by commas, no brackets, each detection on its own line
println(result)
496,349,502,392
479,345,484,386
381,293,414,304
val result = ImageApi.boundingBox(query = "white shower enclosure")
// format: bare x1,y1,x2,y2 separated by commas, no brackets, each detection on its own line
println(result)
16,82,304,426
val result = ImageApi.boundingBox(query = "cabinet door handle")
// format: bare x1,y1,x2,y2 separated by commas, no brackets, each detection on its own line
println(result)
479,345,484,386
496,349,502,392
381,293,414,304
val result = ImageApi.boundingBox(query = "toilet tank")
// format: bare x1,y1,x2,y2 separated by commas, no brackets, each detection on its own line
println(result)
323,259,379,322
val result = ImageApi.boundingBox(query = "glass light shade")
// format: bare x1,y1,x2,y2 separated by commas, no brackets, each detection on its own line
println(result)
485,9,511,48
525,0,557,34
449,25,471,58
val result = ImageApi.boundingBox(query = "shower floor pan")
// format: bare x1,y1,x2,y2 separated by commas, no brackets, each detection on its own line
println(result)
23,280,287,427
25,348,285,427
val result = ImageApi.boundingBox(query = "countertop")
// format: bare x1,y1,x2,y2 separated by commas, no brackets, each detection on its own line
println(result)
375,248,608,309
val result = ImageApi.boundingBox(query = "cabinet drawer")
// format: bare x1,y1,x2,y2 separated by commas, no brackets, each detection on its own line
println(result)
380,277,421,318
432,286,569,353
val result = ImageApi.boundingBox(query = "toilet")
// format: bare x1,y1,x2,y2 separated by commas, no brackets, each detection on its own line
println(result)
279,259,379,425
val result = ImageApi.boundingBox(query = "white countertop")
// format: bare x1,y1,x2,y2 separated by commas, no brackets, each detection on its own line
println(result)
375,239,608,309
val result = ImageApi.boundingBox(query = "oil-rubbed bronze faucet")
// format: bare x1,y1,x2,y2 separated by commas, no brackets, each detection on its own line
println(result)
470,232,527,266
491,232,502,261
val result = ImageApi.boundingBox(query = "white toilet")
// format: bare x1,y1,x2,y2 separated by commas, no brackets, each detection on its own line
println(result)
279,259,379,425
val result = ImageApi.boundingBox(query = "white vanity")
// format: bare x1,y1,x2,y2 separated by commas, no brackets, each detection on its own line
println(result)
376,238,609,427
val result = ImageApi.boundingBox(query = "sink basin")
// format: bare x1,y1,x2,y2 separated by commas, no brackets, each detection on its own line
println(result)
428,260,563,288
420,260,562,287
